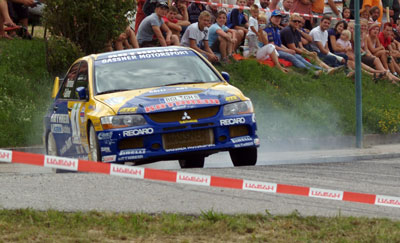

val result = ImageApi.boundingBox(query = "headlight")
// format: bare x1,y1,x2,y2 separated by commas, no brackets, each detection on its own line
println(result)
223,101,254,116
101,115,147,129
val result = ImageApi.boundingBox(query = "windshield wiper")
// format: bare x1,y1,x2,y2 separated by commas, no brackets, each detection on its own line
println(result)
164,81,208,86
96,89,131,95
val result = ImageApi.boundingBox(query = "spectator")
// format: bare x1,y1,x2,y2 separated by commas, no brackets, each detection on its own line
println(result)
280,0,294,28
379,23,400,71
342,7,351,20
310,15,345,67
143,0,167,16
323,0,343,27
181,11,219,63
114,26,139,50
382,0,394,23
227,0,248,47
280,13,324,71
256,14,289,73
0,0,16,39
393,0,400,23
311,0,324,26
187,0,206,24
247,4,259,57
327,20,349,63
243,0,255,20
208,11,237,63
172,0,189,22
363,0,383,23
163,6,190,37
369,5,381,23
135,0,146,33
205,0,221,24
291,0,313,30
137,2,180,47
7,0,36,39
360,7,370,20
265,10,323,74
335,29,352,55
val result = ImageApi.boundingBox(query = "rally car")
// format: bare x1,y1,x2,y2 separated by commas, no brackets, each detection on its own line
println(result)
44,46,259,168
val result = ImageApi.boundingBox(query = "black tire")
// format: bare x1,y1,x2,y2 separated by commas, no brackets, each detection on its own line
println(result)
179,157,205,168
229,147,257,166
88,124,101,162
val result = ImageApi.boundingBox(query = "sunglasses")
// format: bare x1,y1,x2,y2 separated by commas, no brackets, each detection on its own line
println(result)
292,20,301,23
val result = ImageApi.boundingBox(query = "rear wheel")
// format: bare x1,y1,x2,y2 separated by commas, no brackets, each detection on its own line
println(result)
89,124,101,162
179,157,205,168
229,147,257,166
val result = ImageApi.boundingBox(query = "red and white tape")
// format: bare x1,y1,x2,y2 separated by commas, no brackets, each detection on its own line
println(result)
186,0,349,21
0,149,399,208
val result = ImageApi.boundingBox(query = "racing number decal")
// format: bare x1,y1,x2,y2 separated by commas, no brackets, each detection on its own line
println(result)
70,103,82,145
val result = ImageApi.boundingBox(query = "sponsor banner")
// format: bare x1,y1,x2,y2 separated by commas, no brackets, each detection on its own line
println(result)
164,95,200,103
123,128,154,137
145,99,220,113
100,49,191,64
165,144,215,153
102,155,117,163
220,117,246,126
243,180,277,193
0,149,12,163
44,155,78,171
110,164,145,179
375,195,400,208
177,172,211,186
309,188,344,201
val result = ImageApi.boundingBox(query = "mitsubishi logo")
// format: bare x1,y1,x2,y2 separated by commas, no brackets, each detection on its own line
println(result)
182,112,191,120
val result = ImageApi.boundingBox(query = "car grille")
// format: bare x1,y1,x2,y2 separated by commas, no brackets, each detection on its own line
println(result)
162,128,214,150
148,107,219,123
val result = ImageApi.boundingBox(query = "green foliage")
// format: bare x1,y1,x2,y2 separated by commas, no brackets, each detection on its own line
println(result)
0,40,52,147
45,36,84,76
43,0,136,55
217,60,400,139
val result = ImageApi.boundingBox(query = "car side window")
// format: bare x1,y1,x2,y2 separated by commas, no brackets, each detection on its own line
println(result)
75,61,88,90
60,63,80,99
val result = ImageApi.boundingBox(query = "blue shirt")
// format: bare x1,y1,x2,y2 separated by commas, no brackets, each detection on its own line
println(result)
264,23,281,47
208,23,229,47
227,9,247,29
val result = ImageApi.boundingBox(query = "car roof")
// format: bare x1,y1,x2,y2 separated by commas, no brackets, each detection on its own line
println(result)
93,46,194,61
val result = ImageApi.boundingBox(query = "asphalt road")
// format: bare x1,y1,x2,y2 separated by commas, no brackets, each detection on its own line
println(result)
0,151,399,219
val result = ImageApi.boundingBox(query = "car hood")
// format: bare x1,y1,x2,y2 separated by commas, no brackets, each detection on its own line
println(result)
94,82,246,114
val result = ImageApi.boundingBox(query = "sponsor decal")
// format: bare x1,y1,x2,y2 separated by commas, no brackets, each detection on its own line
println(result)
98,132,113,140
103,139,117,146
375,195,400,208
110,164,145,178
148,88,167,93
119,149,146,156
123,128,154,137
63,89,71,98
220,117,246,126
80,106,85,123
101,147,112,153
0,149,12,163
181,111,191,120
51,124,71,134
88,105,95,111
145,99,220,113
70,103,82,144
104,97,125,106
50,114,69,124
233,141,254,148
44,155,78,171
165,144,215,152
101,50,190,64
66,80,75,88
309,188,343,200
164,95,200,103
117,155,144,161
231,136,253,144
252,113,256,123
179,119,198,124
243,180,277,193
60,137,72,155
225,95,239,102
102,155,116,163
119,107,138,114
177,172,211,186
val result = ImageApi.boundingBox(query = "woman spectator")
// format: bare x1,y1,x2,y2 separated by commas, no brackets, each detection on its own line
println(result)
366,23,391,73
342,7,351,21
328,20,348,62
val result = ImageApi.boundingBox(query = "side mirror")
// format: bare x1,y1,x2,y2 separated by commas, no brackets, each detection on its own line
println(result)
76,87,87,100
51,77,60,99
221,72,230,82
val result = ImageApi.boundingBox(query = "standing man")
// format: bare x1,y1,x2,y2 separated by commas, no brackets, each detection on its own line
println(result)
310,15,345,67
323,0,343,26
181,11,219,62
137,2,180,47
280,0,294,28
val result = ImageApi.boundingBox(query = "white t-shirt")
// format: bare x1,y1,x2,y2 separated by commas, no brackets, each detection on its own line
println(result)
181,23,209,48
310,26,328,49
247,16,258,36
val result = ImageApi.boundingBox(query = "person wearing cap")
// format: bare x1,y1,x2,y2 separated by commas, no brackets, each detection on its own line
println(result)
181,11,219,62
310,15,345,67
143,0,168,16
264,9,323,73
137,2,180,47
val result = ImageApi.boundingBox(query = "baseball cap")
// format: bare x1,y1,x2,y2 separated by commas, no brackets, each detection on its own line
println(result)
156,1,169,9
271,9,282,17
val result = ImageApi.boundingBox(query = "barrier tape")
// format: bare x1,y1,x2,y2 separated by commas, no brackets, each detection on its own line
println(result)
1,149,399,208
186,0,349,21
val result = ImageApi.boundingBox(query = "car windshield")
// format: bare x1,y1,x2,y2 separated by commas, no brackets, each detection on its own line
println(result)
94,50,222,94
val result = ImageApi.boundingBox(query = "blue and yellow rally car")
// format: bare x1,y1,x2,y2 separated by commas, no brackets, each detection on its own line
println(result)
44,46,259,168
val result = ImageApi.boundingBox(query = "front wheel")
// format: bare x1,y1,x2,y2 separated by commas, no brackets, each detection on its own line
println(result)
179,157,205,168
229,147,257,166
89,124,101,162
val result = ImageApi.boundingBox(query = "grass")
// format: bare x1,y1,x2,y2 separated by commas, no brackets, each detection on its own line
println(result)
0,209,399,242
